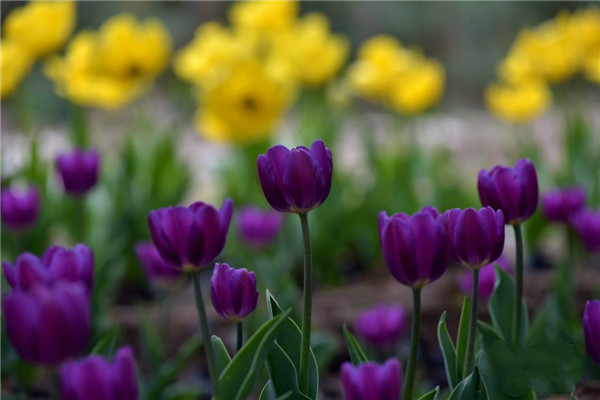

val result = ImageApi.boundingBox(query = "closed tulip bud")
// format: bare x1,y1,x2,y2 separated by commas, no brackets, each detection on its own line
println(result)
457,256,512,301
542,187,586,222
210,263,258,321
148,199,233,270
257,139,332,214
584,300,600,365
355,304,406,348
445,207,505,270
237,207,284,248
1,186,39,230
570,209,600,253
135,242,181,281
60,346,138,400
340,359,402,400
2,282,91,366
3,244,94,296
478,158,538,225
56,149,100,196
378,206,450,288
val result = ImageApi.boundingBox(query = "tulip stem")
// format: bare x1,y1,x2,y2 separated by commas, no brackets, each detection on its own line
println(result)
236,321,243,352
463,269,479,378
512,224,524,348
298,212,313,394
74,197,86,242
191,271,221,400
403,287,421,400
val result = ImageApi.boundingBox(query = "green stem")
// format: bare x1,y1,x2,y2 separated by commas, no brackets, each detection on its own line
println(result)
403,287,421,400
298,212,313,394
70,104,89,148
236,321,243,353
191,271,221,400
463,269,479,378
512,224,524,348
73,197,86,242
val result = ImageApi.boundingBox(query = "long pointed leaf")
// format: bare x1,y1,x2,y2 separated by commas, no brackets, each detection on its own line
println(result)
342,324,368,365
417,386,440,400
448,365,489,400
437,311,458,390
211,335,231,376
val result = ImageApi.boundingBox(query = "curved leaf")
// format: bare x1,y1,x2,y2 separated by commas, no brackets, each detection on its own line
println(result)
437,312,458,390
342,324,369,365
211,335,231,376
448,365,489,400
417,386,440,400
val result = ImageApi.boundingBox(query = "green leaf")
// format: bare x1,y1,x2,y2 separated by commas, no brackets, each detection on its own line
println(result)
91,326,120,356
417,386,440,400
456,296,472,383
437,311,458,390
489,266,528,346
219,310,291,400
259,381,293,400
448,365,489,400
137,308,165,374
265,343,311,400
211,335,231,376
265,290,319,400
342,324,369,365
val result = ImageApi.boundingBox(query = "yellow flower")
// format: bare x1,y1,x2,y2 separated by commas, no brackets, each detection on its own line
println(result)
583,47,600,84
273,13,348,87
568,6,600,53
229,1,298,37
195,59,293,143
1,39,34,99
3,1,75,58
485,80,551,123
497,51,539,85
388,55,445,115
45,14,171,110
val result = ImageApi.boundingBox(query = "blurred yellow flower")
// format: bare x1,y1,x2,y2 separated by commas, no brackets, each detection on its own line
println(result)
3,1,75,58
274,13,349,87
497,51,538,85
1,39,34,99
485,81,551,123
229,1,298,37
195,60,293,143
389,56,445,115
583,48,600,84
45,14,171,110
568,7,600,54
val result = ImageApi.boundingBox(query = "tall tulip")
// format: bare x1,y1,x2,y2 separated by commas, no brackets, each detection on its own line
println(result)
340,359,402,400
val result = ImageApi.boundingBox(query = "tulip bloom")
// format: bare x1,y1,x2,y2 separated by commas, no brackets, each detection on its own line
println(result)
210,263,258,321
570,209,600,253
3,244,94,296
60,346,138,399
237,207,283,248
457,256,512,301
135,242,181,281
583,300,600,365
1,186,39,230
148,199,233,270
355,304,406,348
257,139,332,214
445,207,505,270
542,187,586,222
340,359,402,400
56,149,100,196
378,206,450,288
2,282,91,366
477,158,538,225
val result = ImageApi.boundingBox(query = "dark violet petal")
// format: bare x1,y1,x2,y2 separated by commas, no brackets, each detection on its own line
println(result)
113,346,138,400
282,148,325,212
70,356,114,400
584,300,600,364
411,212,437,284
16,253,52,291
2,291,40,363
148,207,192,267
257,153,290,212
2,260,17,288
516,159,538,222
381,218,417,286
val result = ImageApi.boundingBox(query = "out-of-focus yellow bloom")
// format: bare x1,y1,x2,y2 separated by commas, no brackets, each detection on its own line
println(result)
3,1,75,58
485,80,551,123
497,51,538,85
389,57,445,115
273,13,348,87
195,59,293,143
583,48,600,84
568,7,600,54
347,35,412,100
1,39,34,99
45,14,171,110
229,1,298,37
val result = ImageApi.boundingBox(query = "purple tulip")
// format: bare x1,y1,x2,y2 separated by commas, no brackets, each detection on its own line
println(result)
477,158,538,225
56,149,100,196
60,346,138,400
457,256,512,301
257,139,333,214
148,199,233,270
570,208,600,253
583,300,600,365
445,207,505,270
135,242,181,281
237,207,284,248
340,359,402,400
378,206,450,288
3,244,94,296
210,263,258,321
355,304,407,348
1,186,39,230
2,282,91,366
542,187,586,222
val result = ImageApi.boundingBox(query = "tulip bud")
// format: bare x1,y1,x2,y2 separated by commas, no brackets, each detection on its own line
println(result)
1,186,39,230
355,304,406,348
56,149,100,196
237,207,283,248
340,359,402,400
583,300,600,365
542,187,586,222
210,263,258,321
570,208,600,253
